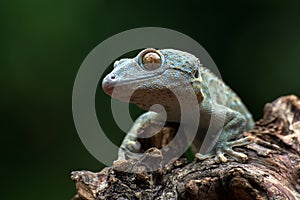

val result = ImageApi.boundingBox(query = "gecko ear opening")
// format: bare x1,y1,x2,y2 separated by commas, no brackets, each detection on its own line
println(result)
194,68,199,78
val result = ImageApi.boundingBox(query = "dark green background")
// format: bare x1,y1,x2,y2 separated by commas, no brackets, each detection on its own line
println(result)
1,0,300,199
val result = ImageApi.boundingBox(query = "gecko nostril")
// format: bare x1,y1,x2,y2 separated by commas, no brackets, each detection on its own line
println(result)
111,75,116,80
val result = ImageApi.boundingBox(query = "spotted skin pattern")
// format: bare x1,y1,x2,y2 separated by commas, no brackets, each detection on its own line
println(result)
102,48,255,163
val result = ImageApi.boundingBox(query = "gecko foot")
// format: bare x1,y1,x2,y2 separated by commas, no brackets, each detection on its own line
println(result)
125,141,141,153
118,140,142,160
195,136,253,163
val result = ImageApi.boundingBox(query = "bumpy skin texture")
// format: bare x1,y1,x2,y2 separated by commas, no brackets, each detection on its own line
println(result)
102,48,255,163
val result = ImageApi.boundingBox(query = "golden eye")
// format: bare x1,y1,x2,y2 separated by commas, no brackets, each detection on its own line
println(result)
142,52,162,70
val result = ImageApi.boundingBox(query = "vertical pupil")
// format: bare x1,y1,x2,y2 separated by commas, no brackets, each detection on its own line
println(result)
147,55,154,62
144,53,159,63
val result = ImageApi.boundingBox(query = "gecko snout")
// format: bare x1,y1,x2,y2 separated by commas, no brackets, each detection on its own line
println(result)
102,73,117,96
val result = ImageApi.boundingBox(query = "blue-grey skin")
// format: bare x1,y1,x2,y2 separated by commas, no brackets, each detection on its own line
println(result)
102,48,254,163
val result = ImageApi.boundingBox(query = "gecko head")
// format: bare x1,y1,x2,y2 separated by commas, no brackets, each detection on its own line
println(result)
102,48,203,113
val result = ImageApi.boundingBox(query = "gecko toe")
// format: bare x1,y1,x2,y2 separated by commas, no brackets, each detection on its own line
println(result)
195,152,214,161
215,150,227,162
223,147,248,162
227,136,253,147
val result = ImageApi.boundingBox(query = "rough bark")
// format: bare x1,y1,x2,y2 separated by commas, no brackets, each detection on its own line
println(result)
71,95,300,200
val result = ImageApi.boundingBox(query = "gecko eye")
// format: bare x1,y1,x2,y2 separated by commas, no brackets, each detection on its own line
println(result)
141,52,162,70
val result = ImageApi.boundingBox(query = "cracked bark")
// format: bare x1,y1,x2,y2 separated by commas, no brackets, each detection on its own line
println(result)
71,95,300,200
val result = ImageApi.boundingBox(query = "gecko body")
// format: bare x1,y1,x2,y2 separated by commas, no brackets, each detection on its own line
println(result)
102,48,254,162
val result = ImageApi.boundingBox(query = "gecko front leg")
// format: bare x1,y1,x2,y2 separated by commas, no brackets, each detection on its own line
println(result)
195,104,253,163
118,111,164,160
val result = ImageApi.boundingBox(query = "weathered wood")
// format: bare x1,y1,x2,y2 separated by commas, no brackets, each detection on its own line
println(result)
71,95,300,200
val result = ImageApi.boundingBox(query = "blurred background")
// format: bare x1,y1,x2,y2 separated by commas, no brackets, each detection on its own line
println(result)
1,0,300,199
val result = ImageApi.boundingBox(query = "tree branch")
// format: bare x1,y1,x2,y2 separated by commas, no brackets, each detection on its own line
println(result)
71,95,300,200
